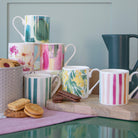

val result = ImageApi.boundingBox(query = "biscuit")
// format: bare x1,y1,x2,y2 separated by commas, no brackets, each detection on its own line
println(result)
24,109,43,118
25,103,44,116
8,98,30,111
0,58,20,68
57,90,81,102
52,90,81,103
4,109,28,118
52,94,64,103
0,58,7,61
0,60,15,68
8,59,20,67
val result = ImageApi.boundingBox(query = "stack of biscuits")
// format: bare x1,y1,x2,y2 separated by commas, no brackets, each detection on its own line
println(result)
4,98,44,118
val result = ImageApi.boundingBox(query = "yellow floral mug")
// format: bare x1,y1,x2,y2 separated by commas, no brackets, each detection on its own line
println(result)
62,66,99,98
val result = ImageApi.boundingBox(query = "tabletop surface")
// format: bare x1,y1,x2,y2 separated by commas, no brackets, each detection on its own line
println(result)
0,117,138,138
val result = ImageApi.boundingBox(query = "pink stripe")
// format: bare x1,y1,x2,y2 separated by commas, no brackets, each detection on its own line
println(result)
113,74,116,104
102,74,105,103
107,74,110,104
119,74,122,104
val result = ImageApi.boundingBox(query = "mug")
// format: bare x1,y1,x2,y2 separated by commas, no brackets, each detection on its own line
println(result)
12,15,50,42
95,69,138,105
62,66,99,98
8,43,40,71
24,73,61,107
40,43,76,70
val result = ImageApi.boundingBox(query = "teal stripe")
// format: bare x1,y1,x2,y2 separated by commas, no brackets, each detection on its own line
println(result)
24,78,26,98
45,78,48,107
49,78,51,99
40,79,43,106
33,78,37,104
25,78,27,98
28,78,31,100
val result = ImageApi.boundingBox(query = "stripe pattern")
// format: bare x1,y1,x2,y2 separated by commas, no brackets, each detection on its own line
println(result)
99,72,129,105
24,77,51,107
99,126,127,138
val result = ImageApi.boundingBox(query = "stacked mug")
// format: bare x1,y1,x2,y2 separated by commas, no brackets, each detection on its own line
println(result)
8,15,77,107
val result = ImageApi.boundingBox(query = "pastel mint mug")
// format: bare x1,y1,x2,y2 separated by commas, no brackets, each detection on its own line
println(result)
12,15,50,42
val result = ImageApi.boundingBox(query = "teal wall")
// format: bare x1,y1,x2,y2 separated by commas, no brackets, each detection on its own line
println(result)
0,0,138,69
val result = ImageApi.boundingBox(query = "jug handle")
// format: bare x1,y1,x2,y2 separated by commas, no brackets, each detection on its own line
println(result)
128,34,138,72
128,71,138,99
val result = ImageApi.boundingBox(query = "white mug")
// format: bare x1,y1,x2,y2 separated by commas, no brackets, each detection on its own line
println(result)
8,43,40,71
40,43,76,70
62,66,99,98
94,69,138,105
24,73,61,107
12,15,50,42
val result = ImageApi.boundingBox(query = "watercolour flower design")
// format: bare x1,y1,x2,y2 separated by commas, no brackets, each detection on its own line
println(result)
10,45,19,55
62,70,87,97
18,59,25,65
23,67,30,71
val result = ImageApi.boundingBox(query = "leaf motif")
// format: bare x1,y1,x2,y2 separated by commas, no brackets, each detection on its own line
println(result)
76,89,82,95
77,85,82,91
82,75,87,80
73,87,82,96
73,71,76,77
71,81,77,86
67,84,70,93
73,87,79,96
70,71,73,80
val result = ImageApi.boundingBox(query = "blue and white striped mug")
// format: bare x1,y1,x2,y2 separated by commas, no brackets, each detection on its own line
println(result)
24,73,61,107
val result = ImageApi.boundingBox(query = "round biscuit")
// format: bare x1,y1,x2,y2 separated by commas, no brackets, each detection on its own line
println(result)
24,109,43,118
25,103,44,115
0,60,15,68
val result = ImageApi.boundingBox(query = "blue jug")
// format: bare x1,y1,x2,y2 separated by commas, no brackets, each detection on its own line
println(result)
102,34,138,96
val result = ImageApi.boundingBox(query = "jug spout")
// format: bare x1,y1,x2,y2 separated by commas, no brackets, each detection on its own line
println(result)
102,35,110,50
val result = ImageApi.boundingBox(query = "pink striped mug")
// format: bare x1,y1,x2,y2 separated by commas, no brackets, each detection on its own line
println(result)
93,69,138,105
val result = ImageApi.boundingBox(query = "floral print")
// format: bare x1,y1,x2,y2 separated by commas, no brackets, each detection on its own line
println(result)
8,44,37,71
62,69,88,97
10,45,19,55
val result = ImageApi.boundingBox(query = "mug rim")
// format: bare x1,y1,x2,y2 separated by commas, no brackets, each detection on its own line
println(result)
24,73,51,78
62,66,89,70
25,15,50,17
41,43,65,45
9,42,35,45
101,69,129,74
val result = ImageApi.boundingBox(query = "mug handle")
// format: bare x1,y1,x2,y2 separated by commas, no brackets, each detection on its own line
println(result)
12,16,25,41
51,75,61,97
88,68,100,95
128,71,138,99
64,44,76,66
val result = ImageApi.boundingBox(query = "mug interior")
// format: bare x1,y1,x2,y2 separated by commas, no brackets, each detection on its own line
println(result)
24,73,51,78
62,66,89,70
101,69,129,74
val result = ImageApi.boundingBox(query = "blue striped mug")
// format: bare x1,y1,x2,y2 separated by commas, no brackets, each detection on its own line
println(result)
24,73,61,107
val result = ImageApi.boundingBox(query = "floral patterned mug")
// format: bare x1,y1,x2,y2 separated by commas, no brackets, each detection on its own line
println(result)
62,66,99,98
8,43,40,71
